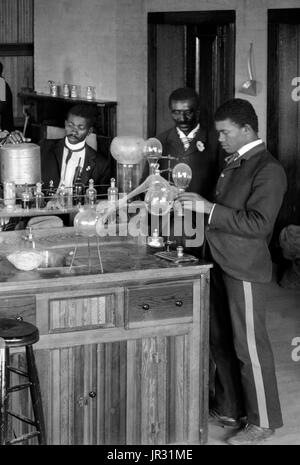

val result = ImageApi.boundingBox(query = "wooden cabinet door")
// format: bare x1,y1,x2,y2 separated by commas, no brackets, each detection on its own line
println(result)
41,341,127,445
126,334,192,445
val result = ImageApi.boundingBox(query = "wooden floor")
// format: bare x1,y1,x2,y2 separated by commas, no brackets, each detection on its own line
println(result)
207,274,300,445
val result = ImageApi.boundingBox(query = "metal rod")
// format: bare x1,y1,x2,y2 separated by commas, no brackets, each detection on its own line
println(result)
68,237,78,272
87,237,91,271
96,236,104,274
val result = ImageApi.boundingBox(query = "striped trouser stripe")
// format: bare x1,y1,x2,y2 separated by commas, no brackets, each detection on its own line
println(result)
243,281,269,428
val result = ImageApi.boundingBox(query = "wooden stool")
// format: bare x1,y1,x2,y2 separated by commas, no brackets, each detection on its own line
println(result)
0,318,46,445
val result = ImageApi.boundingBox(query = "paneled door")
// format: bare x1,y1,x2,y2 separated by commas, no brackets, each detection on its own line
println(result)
268,10,300,231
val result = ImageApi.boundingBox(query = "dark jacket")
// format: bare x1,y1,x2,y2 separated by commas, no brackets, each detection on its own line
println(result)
0,81,14,132
206,142,287,282
156,126,220,200
40,138,110,195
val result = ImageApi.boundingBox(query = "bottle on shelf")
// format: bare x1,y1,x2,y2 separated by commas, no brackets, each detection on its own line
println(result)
85,178,97,207
34,182,45,209
21,183,32,210
107,177,118,224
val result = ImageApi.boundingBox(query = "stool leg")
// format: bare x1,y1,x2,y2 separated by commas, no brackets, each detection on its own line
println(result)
0,338,7,445
25,346,46,445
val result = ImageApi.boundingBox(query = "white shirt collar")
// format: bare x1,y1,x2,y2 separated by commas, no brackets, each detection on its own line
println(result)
176,123,200,140
237,139,263,156
64,137,86,151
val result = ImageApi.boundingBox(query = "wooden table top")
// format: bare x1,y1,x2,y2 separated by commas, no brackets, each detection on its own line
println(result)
0,227,212,293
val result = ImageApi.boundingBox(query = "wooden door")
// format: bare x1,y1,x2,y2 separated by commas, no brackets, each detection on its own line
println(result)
148,11,236,136
268,11,300,230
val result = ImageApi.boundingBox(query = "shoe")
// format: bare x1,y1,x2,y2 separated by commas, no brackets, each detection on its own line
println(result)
227,423,275,445
209,409,243,428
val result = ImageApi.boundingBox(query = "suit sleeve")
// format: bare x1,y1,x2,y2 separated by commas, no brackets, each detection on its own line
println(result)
93,151,111,196
209,162,287,238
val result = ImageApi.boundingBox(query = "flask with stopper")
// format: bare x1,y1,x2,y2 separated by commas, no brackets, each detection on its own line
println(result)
34,182,45,209
107,177,118,224
85,179,97,207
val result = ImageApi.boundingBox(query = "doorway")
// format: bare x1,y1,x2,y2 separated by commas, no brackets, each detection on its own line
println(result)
147,11,236,137
268,9,300,232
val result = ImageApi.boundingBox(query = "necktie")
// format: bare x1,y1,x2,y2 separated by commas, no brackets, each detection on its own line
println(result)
63,143,85,180
225,151,240,165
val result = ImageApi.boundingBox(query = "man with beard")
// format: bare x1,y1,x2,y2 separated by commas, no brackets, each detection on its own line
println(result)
40,104,110,194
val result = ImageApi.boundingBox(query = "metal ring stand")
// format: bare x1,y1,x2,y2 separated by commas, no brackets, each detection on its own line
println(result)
68,235,103,274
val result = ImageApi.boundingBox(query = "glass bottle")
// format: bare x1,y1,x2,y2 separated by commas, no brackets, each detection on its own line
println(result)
34,182,45,209
3,181,16,209
107,177,118,224
47,180,56,201
57,183,69,209
21,183,31,210
73,166,85,207
85,179,97,207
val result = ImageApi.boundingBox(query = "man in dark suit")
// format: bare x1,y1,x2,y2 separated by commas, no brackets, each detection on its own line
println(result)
0,62,14,132
155,87,220,200
178,98,287,445
146,87,220,250
40,104,110,195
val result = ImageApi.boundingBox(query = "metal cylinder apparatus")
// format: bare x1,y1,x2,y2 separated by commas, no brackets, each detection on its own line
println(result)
0,143,41,185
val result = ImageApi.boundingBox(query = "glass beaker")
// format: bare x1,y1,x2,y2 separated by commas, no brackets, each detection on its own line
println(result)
116,163,142,195
48,80,57,97
70,85,81,98
86,86,95,100
62,83,70,98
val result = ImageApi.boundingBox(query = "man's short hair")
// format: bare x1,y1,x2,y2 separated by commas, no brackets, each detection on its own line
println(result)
214,98,258,133
67,104,95,128
168,87,200,109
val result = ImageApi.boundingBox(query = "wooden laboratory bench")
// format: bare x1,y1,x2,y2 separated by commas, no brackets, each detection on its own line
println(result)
0,227,212,445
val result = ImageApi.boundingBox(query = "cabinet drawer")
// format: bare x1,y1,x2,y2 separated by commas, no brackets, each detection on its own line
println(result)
0,296,36,324
125,281,193,328
48,293,117,333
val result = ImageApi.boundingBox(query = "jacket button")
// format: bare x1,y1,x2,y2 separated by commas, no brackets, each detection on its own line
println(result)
215,191,220,196
220,173,225,178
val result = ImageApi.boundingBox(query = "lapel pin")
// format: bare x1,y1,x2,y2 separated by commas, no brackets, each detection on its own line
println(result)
196,141,205,152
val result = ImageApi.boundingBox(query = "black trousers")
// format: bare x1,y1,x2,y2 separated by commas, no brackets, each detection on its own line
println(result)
209,261,283,429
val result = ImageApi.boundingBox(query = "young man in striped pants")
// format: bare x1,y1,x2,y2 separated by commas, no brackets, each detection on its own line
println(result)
177,98,287,445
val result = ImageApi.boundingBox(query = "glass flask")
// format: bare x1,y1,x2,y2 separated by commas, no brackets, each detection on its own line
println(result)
110,136,145,195
144,177,174,216
74,207,98,237
143,137,163,175
172,163,192,192
85,179,97,207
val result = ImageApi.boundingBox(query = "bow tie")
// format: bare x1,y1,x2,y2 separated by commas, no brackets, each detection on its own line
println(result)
225,152,240,165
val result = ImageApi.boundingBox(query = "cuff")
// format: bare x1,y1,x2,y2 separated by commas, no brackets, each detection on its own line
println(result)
208,203,216,224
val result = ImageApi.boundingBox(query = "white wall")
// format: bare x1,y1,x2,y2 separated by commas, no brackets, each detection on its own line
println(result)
34,0,117,100
34,0,300,141
116,0,300,140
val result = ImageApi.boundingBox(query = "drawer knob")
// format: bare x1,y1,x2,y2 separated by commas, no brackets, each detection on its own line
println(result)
16,315,23,321
175,300,183,307
89,391,97,398
142,304,150,311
